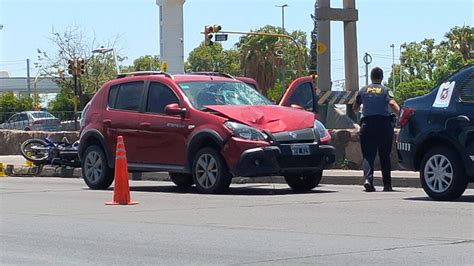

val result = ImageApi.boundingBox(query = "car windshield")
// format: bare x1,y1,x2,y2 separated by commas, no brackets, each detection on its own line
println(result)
178,81,272,110
30,112,54,118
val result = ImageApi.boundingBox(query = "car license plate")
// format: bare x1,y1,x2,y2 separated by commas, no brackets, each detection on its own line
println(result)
291,144,310,156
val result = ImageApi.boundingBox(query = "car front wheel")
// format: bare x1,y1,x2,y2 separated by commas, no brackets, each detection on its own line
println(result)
169,172,194,188
420,146,468,201
192,147,232,194
82,145,114,190
284,170,323,192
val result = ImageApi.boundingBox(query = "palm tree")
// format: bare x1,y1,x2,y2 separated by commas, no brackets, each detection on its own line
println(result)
444,26,473,61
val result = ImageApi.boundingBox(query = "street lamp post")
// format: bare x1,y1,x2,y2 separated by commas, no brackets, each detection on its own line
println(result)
275,4,288,33
390,44,395,90
92,47,120,74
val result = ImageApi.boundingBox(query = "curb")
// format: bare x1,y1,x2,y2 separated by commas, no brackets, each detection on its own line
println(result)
5,165,426,188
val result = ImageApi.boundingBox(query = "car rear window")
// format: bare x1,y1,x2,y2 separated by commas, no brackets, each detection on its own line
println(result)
108,82,144,111
459,75,474,103
30,112,54,118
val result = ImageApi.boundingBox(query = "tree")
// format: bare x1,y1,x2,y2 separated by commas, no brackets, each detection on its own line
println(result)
388,26,472,104
185,43,240,76
444,25,473,61
309,1,319,75
36,26,120,111
393,79,435,105
0,92,34,123
236,25,308,96
121,55,161,72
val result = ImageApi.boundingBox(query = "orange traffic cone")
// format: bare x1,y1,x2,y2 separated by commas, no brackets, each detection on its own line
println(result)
106,136,138,205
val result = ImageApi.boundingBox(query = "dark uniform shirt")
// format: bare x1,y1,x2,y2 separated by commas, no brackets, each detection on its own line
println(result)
356,83,394,117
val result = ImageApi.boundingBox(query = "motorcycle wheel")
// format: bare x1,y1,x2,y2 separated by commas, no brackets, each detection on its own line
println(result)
20,139,50,164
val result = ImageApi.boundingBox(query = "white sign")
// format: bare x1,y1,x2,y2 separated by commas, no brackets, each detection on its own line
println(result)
433,81,455,108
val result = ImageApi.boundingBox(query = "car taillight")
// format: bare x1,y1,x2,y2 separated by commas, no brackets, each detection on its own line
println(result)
399,107,415,127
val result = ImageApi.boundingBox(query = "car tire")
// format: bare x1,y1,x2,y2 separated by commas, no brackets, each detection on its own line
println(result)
420,146,468,201
192,147,232,194
169,172,194,188
284,170,323,192
82,145,114,190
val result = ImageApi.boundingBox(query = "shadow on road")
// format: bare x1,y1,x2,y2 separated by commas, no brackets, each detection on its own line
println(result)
126,184,338,196
404,195,474,203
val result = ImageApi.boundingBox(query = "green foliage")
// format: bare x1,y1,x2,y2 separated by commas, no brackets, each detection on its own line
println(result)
386,26,472,104
394,79,435,105
0,92,34,123
236,25,308,95
267,83,285,103
121,55,161,72
185,43,241,76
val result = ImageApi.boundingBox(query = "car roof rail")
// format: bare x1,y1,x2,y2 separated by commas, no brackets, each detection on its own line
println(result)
188,71,236,80
116,71,174,80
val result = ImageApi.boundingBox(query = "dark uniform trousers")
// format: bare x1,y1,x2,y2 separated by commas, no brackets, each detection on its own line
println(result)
359,115,394,185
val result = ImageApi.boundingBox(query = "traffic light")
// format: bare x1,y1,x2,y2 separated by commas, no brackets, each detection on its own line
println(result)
67,59,75,75
204,25,214,46
77,58,85,76
213,24,222,33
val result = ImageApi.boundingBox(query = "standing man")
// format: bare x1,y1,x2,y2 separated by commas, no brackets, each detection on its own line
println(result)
353,67,400,192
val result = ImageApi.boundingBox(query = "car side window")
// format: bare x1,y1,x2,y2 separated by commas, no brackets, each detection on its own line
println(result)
113,82,144,111
108,85,119,108
18,114,28,122
8,114,18,123
459,75,474,104
288,82,314,111
146,82,179,114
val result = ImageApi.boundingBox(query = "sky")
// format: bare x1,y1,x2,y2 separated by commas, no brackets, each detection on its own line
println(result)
0,0,473,88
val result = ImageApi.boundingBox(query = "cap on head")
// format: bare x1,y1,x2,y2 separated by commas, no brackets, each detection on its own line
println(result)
370,67,384,83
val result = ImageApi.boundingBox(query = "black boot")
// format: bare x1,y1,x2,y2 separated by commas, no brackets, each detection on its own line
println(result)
383,178,393,192
364,179,375,192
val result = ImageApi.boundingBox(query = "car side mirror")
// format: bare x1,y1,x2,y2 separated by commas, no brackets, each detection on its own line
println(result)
165,103,186,116
290,104,304,110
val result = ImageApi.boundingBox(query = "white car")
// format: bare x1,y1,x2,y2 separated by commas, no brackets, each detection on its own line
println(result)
0,111,61,131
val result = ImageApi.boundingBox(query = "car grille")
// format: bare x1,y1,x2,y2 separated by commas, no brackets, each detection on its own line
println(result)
271,128,315,144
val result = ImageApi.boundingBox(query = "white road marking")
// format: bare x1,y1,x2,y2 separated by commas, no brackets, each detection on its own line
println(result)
470,156,474,161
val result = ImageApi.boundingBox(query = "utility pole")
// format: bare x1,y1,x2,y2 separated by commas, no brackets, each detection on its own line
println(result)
390,44,395,90
26,59,31,97
275,4,288,87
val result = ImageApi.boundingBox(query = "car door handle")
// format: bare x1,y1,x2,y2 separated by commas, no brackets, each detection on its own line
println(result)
139,122,151,128
102,119,112,126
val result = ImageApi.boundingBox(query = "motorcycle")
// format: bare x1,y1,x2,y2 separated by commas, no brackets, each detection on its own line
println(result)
20,137,81,168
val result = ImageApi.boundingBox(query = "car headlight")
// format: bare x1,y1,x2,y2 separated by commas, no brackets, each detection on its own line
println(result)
224,121,267,141
314,119,328,139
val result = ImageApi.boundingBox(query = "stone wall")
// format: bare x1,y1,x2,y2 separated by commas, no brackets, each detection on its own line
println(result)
329,129,400,170
0,130,79,155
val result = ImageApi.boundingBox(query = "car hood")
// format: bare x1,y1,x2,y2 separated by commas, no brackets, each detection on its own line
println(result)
205,105,315,132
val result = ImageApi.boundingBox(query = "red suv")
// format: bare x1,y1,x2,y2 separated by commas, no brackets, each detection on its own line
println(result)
79,72,335,193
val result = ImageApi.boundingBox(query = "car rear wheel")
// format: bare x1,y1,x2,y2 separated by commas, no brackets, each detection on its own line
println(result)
192,147,232,194
420,146,468,201
284,170,323,192
82,145,114,190
169,172,194,188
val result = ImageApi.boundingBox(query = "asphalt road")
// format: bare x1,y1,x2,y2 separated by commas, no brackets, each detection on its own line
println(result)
1,177,473,265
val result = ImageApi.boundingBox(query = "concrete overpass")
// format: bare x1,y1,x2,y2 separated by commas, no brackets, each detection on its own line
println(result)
0,77,59,94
